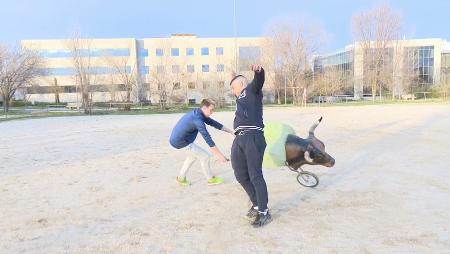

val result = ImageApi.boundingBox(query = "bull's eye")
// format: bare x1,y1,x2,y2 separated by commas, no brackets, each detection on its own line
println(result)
312,149,324,160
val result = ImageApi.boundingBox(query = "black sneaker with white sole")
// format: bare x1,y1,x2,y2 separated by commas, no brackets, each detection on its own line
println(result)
252,211,272,228
245,206,258,221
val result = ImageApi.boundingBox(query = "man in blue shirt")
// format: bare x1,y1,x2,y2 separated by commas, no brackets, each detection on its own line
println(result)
170,99,233,186
230,64,271,228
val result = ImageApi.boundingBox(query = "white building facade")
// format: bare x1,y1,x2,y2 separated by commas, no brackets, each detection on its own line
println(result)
21,35,269,105
314,38,450,99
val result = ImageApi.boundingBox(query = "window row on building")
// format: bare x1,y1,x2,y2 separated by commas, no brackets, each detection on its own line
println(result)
26,84,131,94
157,47,224,56
158,64,225,74
41,66,132,76
39,48,131,58
38,47,226,58
404,46,435,84
313,50,354,73
164,81,226,91
41,64,226,76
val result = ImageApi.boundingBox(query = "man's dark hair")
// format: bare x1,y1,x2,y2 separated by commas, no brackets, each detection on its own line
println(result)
229,75,244,86
201,98,216,107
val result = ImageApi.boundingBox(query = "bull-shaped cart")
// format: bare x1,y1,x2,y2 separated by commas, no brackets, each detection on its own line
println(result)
264,117,335,188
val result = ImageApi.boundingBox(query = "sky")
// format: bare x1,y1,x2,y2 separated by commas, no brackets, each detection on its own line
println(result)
0,0,449,53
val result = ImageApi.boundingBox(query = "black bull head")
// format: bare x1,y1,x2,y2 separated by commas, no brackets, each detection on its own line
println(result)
285,117,335,169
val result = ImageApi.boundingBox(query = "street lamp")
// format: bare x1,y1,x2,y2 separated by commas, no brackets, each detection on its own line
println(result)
284,76,287,105
233,0,238,72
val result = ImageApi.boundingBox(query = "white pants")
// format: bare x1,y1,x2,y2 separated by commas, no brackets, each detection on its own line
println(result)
178,143,213,180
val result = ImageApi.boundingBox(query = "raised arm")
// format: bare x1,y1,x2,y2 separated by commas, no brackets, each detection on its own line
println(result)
250,65,265,92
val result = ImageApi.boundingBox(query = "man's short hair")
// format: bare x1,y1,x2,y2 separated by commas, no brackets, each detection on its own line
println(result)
201,98,216,107
230,75,248,86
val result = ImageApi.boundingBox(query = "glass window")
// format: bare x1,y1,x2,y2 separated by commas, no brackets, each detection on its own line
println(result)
188,82,195,89
201,47,209,56
157,65,165,74
140,66,149,75
216,47,224,55
138,49,149,57
42,67,75,76
173,82,181,90
171,48,179,56
202,64,209,72
156,48,164,56
172,65,180,73
203,82,209,89
39,48,131,58
187,65,195,73
217,64,225,72
186,48,194,56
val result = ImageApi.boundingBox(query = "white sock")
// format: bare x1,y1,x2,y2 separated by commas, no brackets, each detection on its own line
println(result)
258,209,268,215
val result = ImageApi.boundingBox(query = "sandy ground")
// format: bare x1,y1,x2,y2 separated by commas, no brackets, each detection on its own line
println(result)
1,104,449,254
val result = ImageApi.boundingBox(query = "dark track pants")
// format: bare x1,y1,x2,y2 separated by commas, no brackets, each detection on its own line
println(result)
231,130,268,211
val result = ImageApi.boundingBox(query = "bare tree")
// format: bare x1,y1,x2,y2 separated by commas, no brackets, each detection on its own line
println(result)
389,39,407,100
0,45,45,113
51,77,60,104
149,41,184,109
353,3,403,101
169,59,188,106
150,66,170,109
102,54,137,110
440,56,450,98
265,16,325,105
203,52,232,108
204,70,227,108
312,66,349,99
66,36,99,114
261,38,284,104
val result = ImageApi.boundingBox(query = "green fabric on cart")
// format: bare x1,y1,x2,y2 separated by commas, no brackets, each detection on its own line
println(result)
262,122,296,169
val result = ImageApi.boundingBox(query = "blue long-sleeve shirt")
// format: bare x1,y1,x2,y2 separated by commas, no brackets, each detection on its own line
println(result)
170,108,224,149
233,68,265,132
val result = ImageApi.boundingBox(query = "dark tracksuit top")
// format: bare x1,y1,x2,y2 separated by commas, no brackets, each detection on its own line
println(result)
233,69,265,132
231,68,268,212
169,108,223,149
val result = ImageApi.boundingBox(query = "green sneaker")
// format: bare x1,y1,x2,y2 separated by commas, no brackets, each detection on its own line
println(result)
176,177,191,186
207,176,224,185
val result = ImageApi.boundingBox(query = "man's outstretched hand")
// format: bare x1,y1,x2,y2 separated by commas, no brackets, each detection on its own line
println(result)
250,64,262,73
218,155,230,163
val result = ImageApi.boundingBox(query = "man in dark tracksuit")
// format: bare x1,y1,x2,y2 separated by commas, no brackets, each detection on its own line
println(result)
230,65,272,228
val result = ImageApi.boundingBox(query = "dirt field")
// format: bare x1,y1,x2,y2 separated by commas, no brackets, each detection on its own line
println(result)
1,104,449,253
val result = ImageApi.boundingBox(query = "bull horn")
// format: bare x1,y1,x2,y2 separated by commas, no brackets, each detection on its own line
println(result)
304,151,314,163
308,116,323,136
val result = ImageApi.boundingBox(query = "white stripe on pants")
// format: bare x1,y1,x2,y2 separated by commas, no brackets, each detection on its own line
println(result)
178,143,213,180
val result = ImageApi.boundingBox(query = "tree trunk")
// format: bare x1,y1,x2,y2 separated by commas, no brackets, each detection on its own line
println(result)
2,94,10,113
372,81,376,102
82,91,90,114
276,88,281,104
125,88,131,111
55,92,60,104
54,78,60,104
